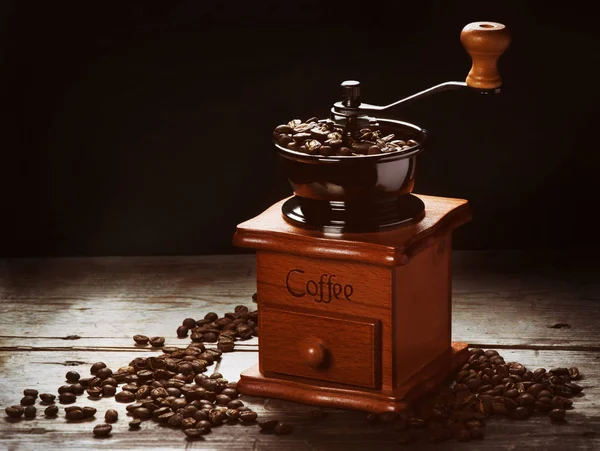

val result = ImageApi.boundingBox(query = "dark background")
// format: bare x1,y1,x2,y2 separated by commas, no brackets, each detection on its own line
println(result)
1,1,599,257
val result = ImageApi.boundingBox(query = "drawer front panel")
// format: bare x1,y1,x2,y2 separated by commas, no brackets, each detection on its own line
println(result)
260,306,381,389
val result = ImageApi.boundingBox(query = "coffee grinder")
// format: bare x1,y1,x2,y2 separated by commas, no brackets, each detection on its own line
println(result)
233,22,510,413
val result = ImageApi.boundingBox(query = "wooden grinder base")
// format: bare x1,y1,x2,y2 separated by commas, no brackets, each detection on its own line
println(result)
233,194,472,413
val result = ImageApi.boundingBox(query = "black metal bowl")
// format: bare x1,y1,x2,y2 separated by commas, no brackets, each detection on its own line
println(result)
275,118,428,232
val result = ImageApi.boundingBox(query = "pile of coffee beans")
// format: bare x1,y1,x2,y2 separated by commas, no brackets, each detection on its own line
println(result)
365,348,584,444
171,305,259,353
273,117,419,157
3,302,276,440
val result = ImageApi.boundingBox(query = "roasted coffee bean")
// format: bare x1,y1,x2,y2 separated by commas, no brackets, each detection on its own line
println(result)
150,336,165,347
65,371,80,382
22,389,38,398
226,409,240,421
204,312,219,322
59,392,77,404
217,340,235,353
87,387,102,398
512,406,530,420
549,408,566,422
133,407,152,419
90,362,107,374
44,405,59,417
181,417,197,429
176,326,189,338
216,394,231,406
157,411,175,423
5,405,24,418
181,317,196,329
239,410,257,423
115,390,136,403
209,409,228,425
102,385,117,397
275,124,295,134
105,409,118,423
20,395,36,406
126,402,144,413
565,382,583,394
39,393,56,404
93,423,112,437
227,399,244,409
89,377,103,387
65,407,85,421
183,428,208,438
568,367,581,380
129,418,142,429
23,406,36,418
58,385,73,395
274,422,294,435
259,419,279,430
82,407,97,418
517,393,536,406
133,334,150,345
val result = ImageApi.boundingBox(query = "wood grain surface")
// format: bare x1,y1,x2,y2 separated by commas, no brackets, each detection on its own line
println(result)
1,252,599,450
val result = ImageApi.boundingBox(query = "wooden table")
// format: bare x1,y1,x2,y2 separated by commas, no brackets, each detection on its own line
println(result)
0,252,598,450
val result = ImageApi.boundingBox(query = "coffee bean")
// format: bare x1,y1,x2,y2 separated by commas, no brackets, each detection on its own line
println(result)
217,340,235,353
22,389,38,398
259,419,279,430
105,409,118,423
210,409,228,425
565,382,583,394
216,394,231,406
90,362,107,374
23,405,36,418
5,405,24,418
517,393,536,406
115,390,136,403
274,422,294,435
64,384,81,396
512,406,530,420
150,336,165,347
87,387,102,398
133,407,152,419
102,385,117,397
93,423,112,437
275,124,295,134
128,418,141,429
181,417,197,429
204,312,218,322
183,428,208,438
39,393,56,404
65,407,85,421
177,326,189,338
133,334,149,345
44,405,59,417
82,407,97,418
59,392,77,404
65,370,80,382
20,395,36,406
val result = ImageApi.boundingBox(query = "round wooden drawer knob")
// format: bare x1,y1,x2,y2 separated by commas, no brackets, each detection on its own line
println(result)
303,342,327,368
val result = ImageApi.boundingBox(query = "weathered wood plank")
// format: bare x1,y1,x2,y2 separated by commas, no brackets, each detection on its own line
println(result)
0,349,599,450
0,350,600,451
1,253,599,349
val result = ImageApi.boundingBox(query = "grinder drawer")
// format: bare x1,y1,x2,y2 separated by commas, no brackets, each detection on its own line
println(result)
260,306,381,389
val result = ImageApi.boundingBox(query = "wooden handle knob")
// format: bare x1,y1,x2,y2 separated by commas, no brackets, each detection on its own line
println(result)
303,342,327,368
460,22,511,89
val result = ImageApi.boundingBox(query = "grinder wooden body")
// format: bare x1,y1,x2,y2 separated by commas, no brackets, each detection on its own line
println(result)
233,194,472,413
